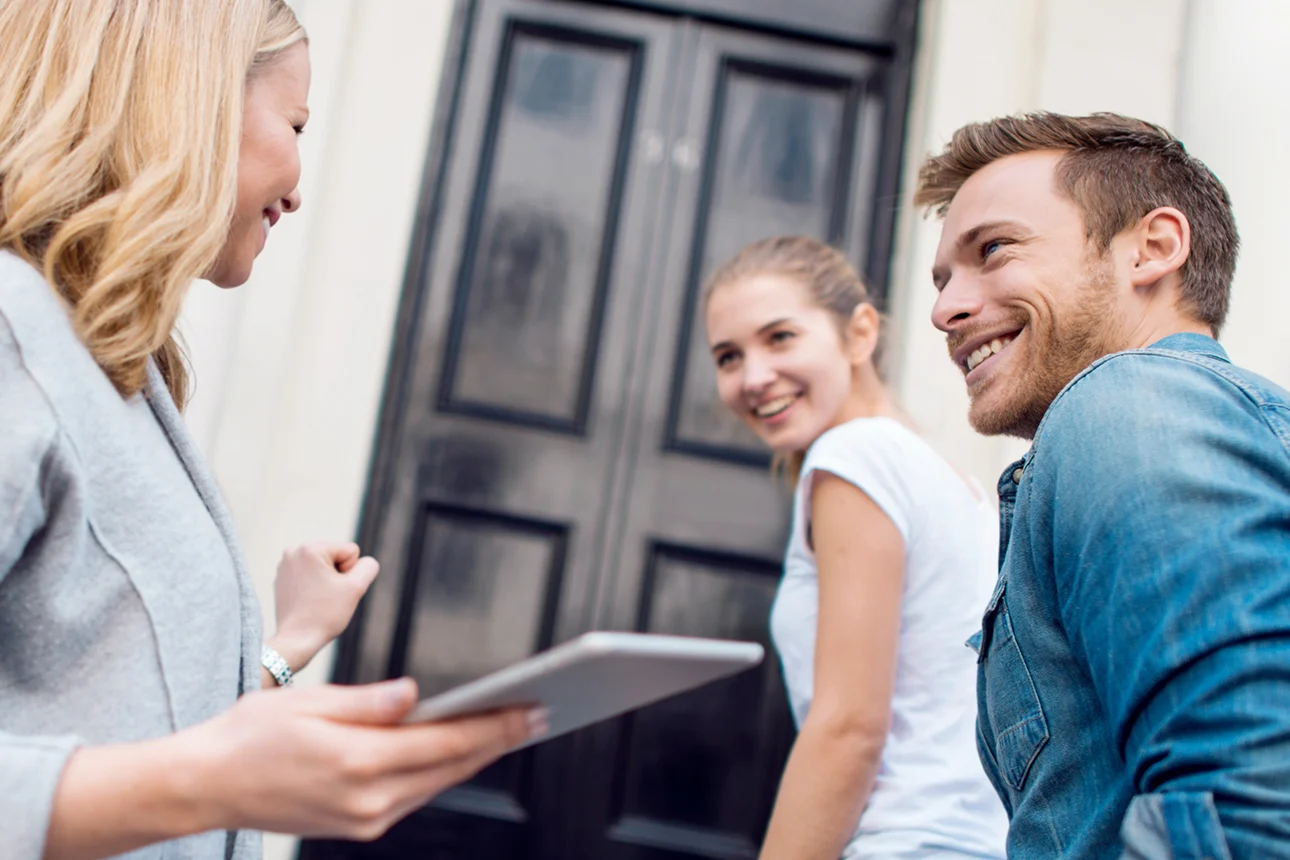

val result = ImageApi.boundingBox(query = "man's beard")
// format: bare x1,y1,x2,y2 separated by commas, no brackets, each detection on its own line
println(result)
962,261,1119,440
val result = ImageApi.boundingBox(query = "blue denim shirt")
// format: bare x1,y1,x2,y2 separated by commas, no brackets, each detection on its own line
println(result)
974,333,1290,859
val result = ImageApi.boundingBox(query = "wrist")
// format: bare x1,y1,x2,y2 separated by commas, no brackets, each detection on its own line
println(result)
44,735,223,860
156,730,227,835
266,631,316,674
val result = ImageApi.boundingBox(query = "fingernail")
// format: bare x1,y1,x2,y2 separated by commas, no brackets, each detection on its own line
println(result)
381,678,414,708
526,707,550,738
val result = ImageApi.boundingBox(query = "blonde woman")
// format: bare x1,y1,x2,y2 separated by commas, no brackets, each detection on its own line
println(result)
704,237,1007,859
0,3,542,859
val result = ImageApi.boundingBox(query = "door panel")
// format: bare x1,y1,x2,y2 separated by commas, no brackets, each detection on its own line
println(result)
441,23,637,429
597,546,789,860
668,45,886,462
390,506,567,687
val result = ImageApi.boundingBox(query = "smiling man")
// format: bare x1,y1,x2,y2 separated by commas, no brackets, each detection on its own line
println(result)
916,112,1290,858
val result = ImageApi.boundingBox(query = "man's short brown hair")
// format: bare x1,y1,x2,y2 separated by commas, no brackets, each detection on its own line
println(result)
915,112,1239,332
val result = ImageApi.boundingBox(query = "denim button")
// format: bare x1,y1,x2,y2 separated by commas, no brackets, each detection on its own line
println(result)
1012,467,1024,484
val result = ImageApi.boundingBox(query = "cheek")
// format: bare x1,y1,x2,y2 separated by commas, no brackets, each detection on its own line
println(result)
233,217,261,260
237,129,300,211
278,135,302,188
232,173,259,225
1001,264,1066,320
232,154,272,225
822,366,853,410
716,373,743,410
798,348,849,400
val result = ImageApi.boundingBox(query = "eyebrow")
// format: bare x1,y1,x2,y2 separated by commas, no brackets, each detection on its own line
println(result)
709,317,794,354
930,219,1029,291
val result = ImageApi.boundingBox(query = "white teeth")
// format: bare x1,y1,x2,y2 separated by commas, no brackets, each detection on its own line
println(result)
965,335,1014,372
754,394,798,418
262,216,272,234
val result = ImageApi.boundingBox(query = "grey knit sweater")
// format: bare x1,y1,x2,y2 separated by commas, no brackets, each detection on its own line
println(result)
0,251,262,860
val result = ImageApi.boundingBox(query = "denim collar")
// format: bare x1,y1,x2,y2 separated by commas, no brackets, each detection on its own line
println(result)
1011,332,1227,480
1145,332,1228,362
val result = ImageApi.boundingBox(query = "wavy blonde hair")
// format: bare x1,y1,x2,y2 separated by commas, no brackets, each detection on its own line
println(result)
0,0,305,408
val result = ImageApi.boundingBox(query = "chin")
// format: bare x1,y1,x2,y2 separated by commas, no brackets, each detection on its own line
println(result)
768,427,821,456
968,392,1043,440
204,259,253,289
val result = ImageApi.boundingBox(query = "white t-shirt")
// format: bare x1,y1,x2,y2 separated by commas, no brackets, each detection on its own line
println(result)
771,417,1008,859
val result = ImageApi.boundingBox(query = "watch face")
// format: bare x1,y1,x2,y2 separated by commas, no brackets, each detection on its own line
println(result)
261,645,294,686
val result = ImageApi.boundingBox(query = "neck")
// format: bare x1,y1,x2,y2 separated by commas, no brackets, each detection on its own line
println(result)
837,363,906,426
1123,307,1213,351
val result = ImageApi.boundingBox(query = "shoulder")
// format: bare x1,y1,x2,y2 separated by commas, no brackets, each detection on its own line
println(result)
0,257,61,453
0,269,62,556
0,251,84,384
806,416,927,469
1039,345,1280,453
1031,345,1290,501
0,250,68,321
0,250,121,429
805,416,962,494
801,418,955,542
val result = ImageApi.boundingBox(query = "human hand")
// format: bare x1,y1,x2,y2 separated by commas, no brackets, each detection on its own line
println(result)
185,678,546,840
271,542,379,671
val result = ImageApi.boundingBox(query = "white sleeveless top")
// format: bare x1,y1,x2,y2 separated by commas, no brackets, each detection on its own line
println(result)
771,417,1007,859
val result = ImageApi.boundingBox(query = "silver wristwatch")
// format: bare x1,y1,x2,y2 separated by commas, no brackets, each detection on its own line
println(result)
260,644,295,687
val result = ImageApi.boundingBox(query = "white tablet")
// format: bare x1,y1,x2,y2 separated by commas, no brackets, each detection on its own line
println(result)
402,631,764,749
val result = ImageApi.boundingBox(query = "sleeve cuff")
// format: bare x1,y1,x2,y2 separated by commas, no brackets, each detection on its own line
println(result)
1119,791,1232,860
0,734,84,860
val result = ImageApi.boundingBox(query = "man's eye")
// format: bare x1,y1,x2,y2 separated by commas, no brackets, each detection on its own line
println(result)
293,124,306,136
981,239,1004,260
769,330,794,344
715,351,736,368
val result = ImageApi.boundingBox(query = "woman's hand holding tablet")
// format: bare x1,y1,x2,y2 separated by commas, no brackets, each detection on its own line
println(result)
402,632,764,751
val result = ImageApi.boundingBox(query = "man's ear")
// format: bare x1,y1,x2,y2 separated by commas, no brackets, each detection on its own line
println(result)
847,303,880,366
1128,206,1190,290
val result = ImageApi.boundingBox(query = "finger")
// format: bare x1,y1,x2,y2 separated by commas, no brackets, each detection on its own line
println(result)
378,744,514,827
294,678,419,725
371,708,535,774
335,549,359,573
307,542,361,571
337,750,500,842
346,557,380,592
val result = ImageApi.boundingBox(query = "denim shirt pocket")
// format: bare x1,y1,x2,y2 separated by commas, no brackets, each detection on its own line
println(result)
978,577,1050,792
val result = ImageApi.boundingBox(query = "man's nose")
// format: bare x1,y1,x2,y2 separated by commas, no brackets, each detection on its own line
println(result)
931,274,984,333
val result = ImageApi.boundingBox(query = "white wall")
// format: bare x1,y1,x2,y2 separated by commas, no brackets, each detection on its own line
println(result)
1175,0,1290,390
184,0,456,644
888,0,1187,489
179,2,458,858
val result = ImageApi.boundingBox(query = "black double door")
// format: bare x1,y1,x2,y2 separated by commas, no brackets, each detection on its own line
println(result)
304,1,913,857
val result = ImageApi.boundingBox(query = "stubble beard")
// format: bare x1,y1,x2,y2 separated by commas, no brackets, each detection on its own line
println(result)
967,260,1120,440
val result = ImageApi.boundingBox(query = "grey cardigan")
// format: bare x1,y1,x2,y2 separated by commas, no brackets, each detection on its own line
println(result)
0,251,262,860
